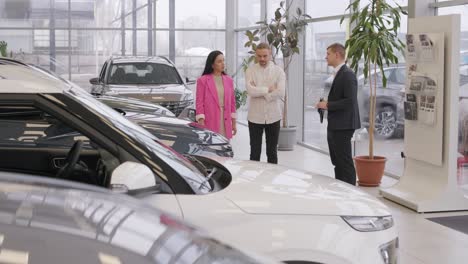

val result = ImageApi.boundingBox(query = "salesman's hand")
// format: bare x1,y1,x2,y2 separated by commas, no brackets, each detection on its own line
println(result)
316,101,328,110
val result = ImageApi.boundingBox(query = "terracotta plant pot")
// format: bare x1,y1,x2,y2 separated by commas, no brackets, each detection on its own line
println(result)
353,155,387,187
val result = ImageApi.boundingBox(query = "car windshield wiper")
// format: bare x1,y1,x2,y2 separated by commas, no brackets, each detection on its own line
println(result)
198,167,217,191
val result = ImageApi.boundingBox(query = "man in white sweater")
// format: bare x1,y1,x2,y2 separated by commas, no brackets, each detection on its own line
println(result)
245,43,286,164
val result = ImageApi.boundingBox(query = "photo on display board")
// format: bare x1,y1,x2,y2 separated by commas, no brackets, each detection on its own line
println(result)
427,95,435,108
410,80,423,91
419,34,435,61
419,34,433,47
406,34,417,61
424,78,437,92
420,95,426,109
405,93,418,120
407,93,417,102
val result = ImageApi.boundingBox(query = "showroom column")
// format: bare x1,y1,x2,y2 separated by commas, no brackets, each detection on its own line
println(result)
148,0,153,56
285,0,305,141
169,0,175,63
121,0,126,55
225,0,237,76
132,0,137,56
49,0,56,72
408,0,436,18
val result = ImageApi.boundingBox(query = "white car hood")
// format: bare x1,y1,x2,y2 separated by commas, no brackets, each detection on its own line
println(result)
212,158,391,217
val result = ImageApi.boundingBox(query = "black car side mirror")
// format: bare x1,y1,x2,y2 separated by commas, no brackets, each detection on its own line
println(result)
89,77,100,85
186,77,196,84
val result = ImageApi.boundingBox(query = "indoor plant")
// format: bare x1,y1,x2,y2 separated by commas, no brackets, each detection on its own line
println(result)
341,0,406,186
0,41,8,57
243,0,310,150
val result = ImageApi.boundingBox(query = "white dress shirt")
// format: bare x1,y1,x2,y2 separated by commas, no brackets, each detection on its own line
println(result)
333,62,345,78
245,61,286,124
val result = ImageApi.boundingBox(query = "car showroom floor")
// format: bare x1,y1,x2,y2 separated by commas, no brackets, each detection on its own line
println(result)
232,123,468,264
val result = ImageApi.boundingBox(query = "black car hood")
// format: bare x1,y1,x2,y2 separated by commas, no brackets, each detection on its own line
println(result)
125,112,229,146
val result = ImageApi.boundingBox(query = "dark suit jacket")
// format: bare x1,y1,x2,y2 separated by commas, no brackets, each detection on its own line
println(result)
327,65,361,130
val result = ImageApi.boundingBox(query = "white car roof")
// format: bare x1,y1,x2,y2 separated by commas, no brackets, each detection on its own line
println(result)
0,64,67,94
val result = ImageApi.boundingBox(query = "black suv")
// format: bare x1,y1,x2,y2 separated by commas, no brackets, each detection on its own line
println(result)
90,56,194,116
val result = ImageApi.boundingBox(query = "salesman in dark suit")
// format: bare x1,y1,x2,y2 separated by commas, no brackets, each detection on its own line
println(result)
316,43,361,185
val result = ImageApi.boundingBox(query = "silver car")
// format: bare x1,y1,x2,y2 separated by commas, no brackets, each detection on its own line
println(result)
0,172,276,264
90,56,194,116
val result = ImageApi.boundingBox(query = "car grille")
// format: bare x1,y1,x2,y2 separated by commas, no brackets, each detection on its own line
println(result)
159,99,193,116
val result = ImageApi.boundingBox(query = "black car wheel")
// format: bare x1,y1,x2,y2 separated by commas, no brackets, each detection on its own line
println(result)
374,106,397,139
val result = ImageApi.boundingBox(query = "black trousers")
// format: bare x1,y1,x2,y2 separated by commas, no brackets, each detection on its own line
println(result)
327,128,356,185
248,120,280,164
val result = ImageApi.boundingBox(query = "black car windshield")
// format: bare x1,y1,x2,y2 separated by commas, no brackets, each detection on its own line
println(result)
63,88,210,193
108,62,182,85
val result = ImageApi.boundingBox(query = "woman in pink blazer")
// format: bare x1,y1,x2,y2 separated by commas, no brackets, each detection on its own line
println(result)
195,50,237,139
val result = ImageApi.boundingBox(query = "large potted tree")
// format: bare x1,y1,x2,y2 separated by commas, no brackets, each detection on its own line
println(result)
243,0,310,150
341,0,406,186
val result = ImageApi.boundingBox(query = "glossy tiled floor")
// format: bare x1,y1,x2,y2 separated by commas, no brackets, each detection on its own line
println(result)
231,123,468,264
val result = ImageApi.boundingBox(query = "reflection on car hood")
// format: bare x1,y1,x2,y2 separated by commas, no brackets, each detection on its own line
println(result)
126,111,229,145
107,84,191,100
211,158,391,217
96,94,176,116
0,173,274,264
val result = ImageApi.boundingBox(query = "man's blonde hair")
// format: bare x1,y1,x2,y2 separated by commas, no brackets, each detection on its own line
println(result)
327,43,346,58
256,42,271,51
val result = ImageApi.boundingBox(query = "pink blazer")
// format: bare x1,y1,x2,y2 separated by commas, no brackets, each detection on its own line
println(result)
195,74,237,139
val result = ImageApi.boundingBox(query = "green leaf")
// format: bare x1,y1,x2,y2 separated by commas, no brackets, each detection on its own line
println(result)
275,9,282,21
267,33,274,45
246,30,253,39
296,7,302,16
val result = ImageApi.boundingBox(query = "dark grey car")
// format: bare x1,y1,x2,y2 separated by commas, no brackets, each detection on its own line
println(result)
90,96,234,157
90,56,194,116
0,172,273,264
96,95,233,158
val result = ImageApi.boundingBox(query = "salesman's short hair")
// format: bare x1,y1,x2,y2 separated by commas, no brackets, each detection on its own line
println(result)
327,43,346,58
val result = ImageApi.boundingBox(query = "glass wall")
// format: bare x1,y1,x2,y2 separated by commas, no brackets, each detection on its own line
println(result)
302,0,408,177
238,0,261,28
303,19,348,150
0,0,226,89
235,0,262,122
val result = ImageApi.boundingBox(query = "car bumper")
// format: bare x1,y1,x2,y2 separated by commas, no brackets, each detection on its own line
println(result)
179,207,398,264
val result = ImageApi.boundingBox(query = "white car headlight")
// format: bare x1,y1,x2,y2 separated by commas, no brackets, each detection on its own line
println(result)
341,215,394,232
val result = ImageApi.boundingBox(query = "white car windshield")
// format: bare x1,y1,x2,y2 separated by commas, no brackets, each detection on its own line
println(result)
64,87,210,193
108,62,182,85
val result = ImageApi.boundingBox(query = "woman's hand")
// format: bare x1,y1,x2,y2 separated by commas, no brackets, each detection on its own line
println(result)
198,118,205,126
232,120,237,136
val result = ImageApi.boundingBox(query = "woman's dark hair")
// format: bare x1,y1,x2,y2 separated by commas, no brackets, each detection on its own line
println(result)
202,50,225,76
